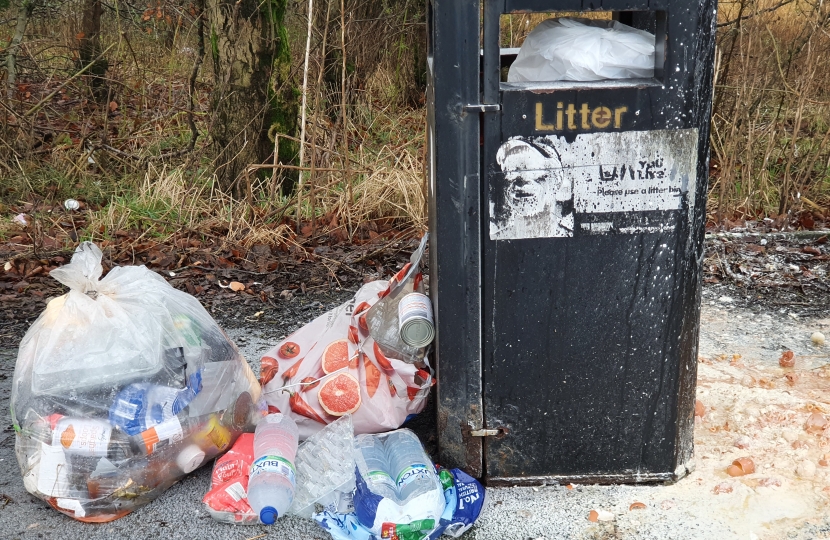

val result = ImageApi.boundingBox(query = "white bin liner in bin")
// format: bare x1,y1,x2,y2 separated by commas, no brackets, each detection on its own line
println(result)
507,18,655,83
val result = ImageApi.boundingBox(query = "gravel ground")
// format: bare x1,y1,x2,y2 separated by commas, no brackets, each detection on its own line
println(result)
1,282,829,539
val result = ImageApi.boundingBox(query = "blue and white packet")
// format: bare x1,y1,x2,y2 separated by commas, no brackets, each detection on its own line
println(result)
314,511,376,540
442,469,487,537
109,372,202,435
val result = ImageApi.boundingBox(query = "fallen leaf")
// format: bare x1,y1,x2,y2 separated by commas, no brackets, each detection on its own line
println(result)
785,373,799,385
792,440,809,449
566,483,575,490
695,400,706,418
726,457,755,477
75,32,85,39
629,502,647,510
779,350,795,368
819,454,829,467
109,101,118,112
229,281,245,292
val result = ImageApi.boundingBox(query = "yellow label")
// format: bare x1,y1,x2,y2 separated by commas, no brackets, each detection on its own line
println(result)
196,416,231,451
535,102,629,132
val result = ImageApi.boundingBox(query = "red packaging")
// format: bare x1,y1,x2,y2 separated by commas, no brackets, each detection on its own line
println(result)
203,434,257,520
211,433,254,485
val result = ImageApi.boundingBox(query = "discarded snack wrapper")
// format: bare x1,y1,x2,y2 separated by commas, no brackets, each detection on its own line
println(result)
203,433,259,524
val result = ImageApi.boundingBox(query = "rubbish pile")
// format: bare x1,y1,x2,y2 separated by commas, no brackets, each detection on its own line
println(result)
11,236,488,538
11,242,262,522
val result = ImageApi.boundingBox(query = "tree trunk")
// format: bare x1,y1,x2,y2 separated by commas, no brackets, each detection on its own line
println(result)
6,0,34,100
206,0,279,194
79,0,107,100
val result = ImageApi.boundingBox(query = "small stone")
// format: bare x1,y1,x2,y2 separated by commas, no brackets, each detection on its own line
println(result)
782,429,800,443
779,350,795,368
796,460,816,478
812,332,826,347
588,509,614,522
805,413,829,434
735,435,751,449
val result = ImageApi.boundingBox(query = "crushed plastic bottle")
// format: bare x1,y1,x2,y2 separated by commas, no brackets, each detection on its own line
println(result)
291,414,356,517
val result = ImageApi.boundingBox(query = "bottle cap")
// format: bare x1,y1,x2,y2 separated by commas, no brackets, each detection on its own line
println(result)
175,445,205,473
260,506,278,525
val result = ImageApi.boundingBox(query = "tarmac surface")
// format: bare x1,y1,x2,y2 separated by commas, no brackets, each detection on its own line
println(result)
1,284,829,539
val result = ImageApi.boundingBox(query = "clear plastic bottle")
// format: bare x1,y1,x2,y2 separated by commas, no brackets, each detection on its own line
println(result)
355,434,398,501
248,413,298,524
384,430,435,501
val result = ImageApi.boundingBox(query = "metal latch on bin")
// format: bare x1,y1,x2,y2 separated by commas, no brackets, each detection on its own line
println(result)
462,103,500,113
470,426,510,438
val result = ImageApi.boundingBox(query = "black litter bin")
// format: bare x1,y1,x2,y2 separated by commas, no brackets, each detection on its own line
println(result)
427,0,717,485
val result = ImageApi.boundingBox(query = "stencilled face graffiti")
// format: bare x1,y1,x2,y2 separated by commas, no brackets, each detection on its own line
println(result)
490,138,575,240
490,129,699,240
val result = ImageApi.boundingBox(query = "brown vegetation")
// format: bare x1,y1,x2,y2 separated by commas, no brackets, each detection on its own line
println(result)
0,0,827,257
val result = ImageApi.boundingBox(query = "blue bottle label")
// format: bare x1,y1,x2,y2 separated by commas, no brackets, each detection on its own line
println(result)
395,463,430,490
250,455,296,487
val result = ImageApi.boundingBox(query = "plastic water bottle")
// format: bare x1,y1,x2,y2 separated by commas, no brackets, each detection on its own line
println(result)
248,413,298,524
355,435,398,501
384,430,435,501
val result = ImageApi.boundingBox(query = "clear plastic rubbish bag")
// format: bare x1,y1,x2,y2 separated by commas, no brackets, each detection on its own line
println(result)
507,18,655,83
11,242,263,522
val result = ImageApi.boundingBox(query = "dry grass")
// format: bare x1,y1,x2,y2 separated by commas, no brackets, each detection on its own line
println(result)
710,0,830,222
3,0,829,250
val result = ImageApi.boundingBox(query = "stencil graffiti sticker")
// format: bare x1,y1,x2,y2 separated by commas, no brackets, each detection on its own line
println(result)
489,129,698,240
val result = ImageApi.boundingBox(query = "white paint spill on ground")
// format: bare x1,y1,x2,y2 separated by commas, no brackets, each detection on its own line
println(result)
468,307,830,540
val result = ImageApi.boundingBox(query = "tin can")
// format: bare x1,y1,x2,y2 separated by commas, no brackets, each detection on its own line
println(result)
398,293,435,348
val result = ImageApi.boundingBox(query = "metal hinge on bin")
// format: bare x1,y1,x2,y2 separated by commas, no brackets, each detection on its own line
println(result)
463,103,500,113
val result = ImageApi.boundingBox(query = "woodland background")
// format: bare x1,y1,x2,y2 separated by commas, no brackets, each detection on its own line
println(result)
1,0,829,253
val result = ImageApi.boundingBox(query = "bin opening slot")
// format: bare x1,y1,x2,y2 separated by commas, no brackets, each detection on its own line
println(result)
495,11,666,84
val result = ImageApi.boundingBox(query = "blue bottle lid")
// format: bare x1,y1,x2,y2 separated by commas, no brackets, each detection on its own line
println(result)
260,506,278,525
